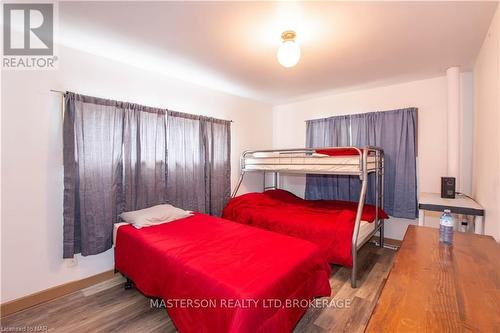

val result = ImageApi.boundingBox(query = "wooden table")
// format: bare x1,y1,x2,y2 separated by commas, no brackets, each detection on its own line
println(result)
365,225,500,332
418,192,485,234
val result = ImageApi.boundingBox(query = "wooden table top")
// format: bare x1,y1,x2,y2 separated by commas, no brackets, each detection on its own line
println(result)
365,225,500,332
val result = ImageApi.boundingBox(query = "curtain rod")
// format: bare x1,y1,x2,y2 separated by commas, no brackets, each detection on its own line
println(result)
49,90,234,123
50,89,65,94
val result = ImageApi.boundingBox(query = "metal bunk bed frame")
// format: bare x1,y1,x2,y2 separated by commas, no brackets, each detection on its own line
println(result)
231,146,385,288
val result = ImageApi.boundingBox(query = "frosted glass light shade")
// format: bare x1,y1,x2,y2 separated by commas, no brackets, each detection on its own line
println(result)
277,40,301,68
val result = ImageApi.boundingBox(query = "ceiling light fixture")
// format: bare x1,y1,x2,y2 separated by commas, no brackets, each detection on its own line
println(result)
277,30,300,68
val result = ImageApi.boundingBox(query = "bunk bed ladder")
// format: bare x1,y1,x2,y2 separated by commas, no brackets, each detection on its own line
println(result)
231,172,245,198
379,152,385,248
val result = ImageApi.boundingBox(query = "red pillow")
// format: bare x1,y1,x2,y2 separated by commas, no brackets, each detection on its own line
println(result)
315,148,362,156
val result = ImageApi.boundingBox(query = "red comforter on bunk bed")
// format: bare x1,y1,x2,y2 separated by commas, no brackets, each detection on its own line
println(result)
223,190,389,267
115,213,331,333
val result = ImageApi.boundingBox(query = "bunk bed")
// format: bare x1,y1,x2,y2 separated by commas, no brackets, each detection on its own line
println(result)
228,146,386,288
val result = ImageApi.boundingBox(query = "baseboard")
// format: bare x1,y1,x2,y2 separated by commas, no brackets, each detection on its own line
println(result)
370,236,402,247
1,270,115,317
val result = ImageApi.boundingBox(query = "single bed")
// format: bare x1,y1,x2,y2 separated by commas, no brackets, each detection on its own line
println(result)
223,190,388,267
114,213,331,333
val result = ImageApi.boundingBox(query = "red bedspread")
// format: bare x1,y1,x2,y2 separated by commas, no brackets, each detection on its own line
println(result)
315,148,376,156
115,213,331,333
223,190,389,267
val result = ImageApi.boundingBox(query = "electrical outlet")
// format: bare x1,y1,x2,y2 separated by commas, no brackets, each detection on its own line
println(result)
65,257,78,267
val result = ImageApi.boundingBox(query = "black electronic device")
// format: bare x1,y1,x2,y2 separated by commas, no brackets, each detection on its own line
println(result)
441,177,456,199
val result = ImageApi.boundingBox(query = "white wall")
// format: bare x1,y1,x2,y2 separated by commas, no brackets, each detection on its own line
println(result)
473,6,500,241
272,74,474,240
0,45,273,303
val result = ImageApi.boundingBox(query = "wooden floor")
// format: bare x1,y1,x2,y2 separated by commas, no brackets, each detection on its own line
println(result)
1,243,395,333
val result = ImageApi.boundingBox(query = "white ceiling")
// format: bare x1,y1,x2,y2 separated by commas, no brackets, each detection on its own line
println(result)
60,1,498,104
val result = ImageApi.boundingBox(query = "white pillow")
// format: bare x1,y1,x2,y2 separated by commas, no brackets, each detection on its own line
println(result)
120,204,193,229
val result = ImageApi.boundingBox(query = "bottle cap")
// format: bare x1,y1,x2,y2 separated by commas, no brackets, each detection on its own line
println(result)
444,209,451,213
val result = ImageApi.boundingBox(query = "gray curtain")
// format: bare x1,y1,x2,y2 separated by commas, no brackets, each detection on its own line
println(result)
63,93,167,258
166,112,204,212
63,93,125,258
202,119,231,216
166,111,231,216
305,115,358,201
351,109,418,218
123,106,167,211
304,108,418,219
64,93,231,258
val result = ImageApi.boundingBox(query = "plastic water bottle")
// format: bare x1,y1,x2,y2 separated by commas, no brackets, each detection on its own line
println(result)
439,209,454,244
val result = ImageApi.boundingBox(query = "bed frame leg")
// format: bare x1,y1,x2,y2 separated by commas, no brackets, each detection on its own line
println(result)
351,250,357,288
124,278,134,290
379,221,385,248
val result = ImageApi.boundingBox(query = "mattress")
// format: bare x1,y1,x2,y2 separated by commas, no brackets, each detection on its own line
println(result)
113,222,128,245
115,213,331,333
243,153,377,173
358,221,376,245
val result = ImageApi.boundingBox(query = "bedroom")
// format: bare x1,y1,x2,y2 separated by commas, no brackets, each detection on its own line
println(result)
1,1,499,332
